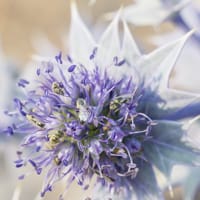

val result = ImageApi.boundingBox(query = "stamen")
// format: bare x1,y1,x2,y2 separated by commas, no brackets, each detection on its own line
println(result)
68,64,77,72
52,82,65,95
18,79,29,88
26,114,45,128
55,52,63,64
89,47,98,60
48,130,64,144
54,156,61,165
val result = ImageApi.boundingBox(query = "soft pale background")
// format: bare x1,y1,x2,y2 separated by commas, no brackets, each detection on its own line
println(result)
0,0,200,200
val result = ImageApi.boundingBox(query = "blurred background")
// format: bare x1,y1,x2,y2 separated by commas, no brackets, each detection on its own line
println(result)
0,0,200,199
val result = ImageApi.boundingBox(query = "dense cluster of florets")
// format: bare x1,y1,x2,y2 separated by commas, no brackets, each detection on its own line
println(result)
7,53,155,197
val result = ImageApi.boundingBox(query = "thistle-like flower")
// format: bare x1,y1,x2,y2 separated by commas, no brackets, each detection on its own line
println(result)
5,4,200,200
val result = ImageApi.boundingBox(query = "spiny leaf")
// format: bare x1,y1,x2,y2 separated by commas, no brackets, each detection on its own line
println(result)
143,121,200,177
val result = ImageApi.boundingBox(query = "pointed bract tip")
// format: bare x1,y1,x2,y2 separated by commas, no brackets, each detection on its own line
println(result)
12,185,21,200
114,6,123,21
122,19,131,32
183,115,200,131
70,0,78,18
106,6,122,27
103,6,123,21
181,29,195,42
122,19,128,27
168,184,174,199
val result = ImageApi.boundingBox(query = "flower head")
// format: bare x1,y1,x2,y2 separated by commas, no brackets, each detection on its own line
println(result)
5,3,200,199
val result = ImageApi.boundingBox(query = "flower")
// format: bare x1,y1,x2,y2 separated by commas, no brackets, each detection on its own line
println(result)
5,3,200,200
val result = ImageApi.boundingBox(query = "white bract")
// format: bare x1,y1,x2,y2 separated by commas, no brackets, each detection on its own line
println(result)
106,0,190,26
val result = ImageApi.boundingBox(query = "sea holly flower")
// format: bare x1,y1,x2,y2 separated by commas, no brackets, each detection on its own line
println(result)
5,3,200,200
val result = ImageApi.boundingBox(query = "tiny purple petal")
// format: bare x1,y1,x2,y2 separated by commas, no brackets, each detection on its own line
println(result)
29,159,37,168
37,68,41,76
55,51,63,64
89,47,98,60
68,64,76,72
16,163,23,168
45,62,54,73
116,59,126,66
18,79,29,88
6,126,14,135
18,174,25,180
67,54,73,63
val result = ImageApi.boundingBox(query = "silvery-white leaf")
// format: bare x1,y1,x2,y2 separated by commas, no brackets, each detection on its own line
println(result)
132,161,163,200
183,167,200,200
92,162,162,200
180,117,200,200
159,89,200,120
180,2,200,37
106,0,190,26
141,86,200,120
138,30,194,90
105,21,142,81
184,115,200,152
12,185,21,200
143,120,200,177
69,2,96,67
149,30,200,120
121,21,141,64
151,29,200,92
92,185,130,200
96,9,121,67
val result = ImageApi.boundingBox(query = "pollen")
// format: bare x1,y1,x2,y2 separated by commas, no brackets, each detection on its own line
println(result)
52,81,65,95
26,114,45,128
47,130,65,144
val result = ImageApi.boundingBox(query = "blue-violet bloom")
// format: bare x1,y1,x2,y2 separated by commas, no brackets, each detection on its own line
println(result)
5,4,200,200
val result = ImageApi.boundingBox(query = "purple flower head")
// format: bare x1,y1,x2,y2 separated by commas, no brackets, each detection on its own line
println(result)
5,3,200,200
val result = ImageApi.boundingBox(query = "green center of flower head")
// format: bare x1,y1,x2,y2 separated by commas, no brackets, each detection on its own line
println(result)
13,55,155,196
